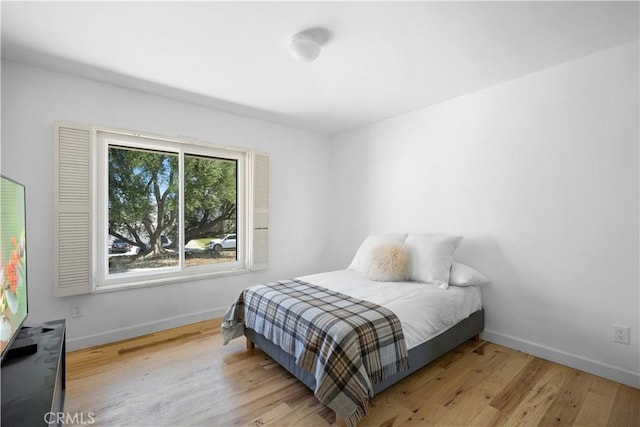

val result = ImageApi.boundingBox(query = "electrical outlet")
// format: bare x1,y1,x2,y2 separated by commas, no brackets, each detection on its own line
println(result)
613,325,630,345
71,304,83,319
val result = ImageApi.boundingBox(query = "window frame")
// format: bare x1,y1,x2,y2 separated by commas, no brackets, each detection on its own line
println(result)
94,128,248,291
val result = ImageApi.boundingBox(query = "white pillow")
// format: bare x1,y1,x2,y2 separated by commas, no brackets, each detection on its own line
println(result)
349,233,407,273
365,243,410,282
405,234,463,289
449,262,490,287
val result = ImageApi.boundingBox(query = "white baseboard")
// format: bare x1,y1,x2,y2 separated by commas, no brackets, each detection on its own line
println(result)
482,329,640,389
66,307,228,351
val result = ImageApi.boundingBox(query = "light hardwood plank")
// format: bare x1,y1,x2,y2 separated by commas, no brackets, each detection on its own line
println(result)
65,319,639,426
503,364,574,427
538,370,593,426
573,390,615,427
607,383,640,427
490,356,552,415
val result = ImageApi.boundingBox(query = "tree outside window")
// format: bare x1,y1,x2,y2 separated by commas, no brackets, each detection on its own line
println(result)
107,145,238,275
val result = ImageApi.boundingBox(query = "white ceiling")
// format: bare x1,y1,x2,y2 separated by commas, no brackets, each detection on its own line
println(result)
2,1,638,135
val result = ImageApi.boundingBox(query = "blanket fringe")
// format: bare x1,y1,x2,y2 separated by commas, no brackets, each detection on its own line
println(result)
369,357,411,384
345,400,371,427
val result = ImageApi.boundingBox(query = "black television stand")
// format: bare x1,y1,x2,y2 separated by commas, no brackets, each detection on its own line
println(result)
1,319,66,426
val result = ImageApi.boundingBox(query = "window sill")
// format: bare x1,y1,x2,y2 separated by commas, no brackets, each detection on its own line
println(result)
93,267,250,293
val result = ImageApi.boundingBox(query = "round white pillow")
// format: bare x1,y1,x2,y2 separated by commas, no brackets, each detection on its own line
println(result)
365,242,410,282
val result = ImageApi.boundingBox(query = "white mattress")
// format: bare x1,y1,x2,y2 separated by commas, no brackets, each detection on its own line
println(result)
297,269,482,350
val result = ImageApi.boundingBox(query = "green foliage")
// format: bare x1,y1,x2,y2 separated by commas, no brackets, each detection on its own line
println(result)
184,155,237,243
108,147,237,256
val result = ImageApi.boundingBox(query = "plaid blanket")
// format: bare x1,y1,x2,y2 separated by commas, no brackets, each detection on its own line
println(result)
222,279,409,427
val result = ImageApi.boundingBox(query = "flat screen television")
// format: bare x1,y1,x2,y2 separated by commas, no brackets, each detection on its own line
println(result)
0,175,28,362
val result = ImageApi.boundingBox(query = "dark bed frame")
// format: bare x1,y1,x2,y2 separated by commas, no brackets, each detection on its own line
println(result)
245,308,484,426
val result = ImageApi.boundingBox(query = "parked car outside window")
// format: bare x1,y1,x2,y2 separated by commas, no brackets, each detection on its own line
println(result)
110,239,130,254
208,234,236,252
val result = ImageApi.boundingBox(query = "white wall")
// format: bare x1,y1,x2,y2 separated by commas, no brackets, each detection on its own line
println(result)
0,60,333,350
329,41,639,387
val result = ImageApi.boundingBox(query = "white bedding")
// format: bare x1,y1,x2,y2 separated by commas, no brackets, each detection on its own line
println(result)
297,269,482,350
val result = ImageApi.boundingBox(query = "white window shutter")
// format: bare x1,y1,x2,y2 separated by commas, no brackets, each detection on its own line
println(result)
251,152,269,270
54,122,93,296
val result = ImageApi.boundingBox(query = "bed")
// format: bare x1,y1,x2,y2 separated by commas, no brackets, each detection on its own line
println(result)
222,234,487,426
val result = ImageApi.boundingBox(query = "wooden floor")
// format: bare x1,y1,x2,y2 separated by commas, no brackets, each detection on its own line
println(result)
65,319,639,426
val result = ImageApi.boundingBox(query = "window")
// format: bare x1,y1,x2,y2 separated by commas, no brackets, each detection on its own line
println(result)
98,130,246,288
54,123,269,296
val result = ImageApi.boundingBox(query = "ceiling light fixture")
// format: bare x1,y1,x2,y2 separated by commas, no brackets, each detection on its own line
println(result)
289,31,322,62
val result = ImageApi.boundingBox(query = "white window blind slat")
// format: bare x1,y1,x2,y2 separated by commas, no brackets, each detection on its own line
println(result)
54,122,93,296
251,152,269,270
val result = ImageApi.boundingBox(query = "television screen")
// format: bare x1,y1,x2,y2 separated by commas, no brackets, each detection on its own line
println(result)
0,175,28,360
